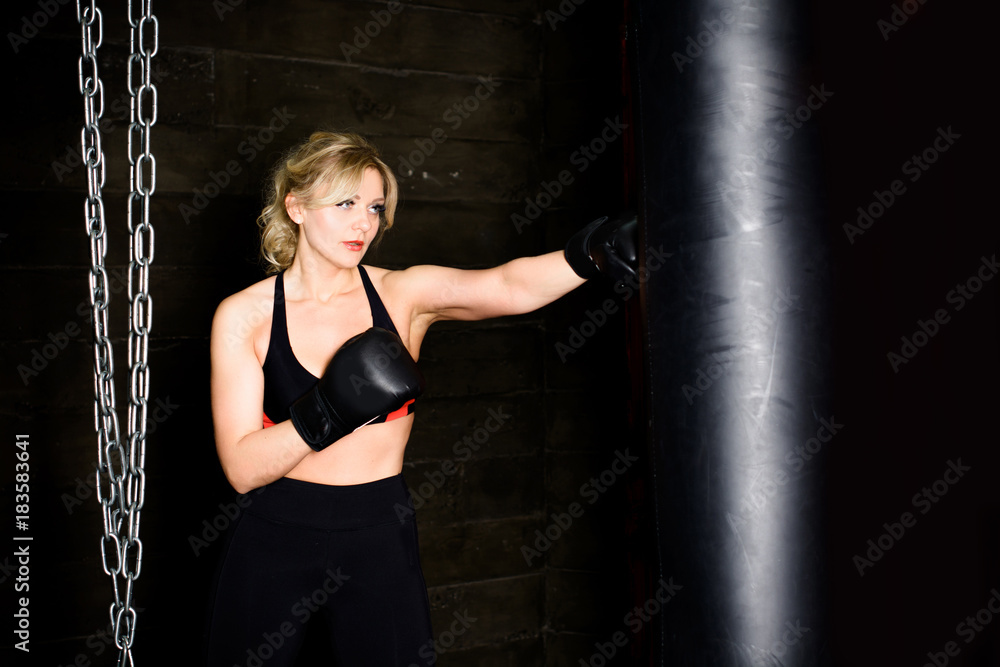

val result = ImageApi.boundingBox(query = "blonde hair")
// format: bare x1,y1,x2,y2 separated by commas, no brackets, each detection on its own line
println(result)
258,131,399,274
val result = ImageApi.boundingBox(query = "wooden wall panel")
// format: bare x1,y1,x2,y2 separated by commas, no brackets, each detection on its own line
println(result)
2,1,629,664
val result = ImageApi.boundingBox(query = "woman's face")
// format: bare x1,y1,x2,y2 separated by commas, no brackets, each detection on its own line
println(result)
291,167,385,267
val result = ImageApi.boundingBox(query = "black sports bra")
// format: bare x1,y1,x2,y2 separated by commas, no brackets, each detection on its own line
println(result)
261,266,416,428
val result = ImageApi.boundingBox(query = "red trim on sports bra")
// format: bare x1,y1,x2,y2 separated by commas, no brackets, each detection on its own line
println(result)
384,399,416,422
262,399,413,432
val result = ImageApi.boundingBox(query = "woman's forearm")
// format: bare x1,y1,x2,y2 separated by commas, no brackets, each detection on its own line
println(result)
217,421,313,494
498,250,587,315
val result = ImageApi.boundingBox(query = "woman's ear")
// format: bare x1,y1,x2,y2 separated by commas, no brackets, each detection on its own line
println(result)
285,193,303,225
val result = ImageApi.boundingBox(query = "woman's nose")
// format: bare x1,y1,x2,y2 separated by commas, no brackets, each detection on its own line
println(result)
353,212,372,232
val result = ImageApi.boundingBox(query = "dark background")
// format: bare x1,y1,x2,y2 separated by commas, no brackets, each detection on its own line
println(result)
1,0,995,666
813,1,996,665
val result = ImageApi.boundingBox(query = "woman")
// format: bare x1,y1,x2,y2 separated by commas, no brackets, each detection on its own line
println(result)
207,131,634,665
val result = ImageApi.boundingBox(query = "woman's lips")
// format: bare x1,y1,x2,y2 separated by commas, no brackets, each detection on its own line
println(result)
344,240,365,252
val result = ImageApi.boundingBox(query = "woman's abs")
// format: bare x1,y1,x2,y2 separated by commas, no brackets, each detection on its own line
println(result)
283,414,413,485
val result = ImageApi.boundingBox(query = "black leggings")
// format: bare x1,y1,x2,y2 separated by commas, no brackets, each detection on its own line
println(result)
206,475,434,667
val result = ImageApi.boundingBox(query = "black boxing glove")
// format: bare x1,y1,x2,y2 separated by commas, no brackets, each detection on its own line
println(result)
289,327,424,451
564,211,638,284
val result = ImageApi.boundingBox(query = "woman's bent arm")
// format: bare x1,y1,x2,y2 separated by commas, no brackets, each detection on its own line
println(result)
210,295,313,494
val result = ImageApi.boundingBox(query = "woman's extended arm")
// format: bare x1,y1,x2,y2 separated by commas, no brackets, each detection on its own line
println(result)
392,213,636,325
392,249,586,324
210,294,314,494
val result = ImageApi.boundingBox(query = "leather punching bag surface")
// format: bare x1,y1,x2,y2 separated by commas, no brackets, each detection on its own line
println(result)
632,0,832,664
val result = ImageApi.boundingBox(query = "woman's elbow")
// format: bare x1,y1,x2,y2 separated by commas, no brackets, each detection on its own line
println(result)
229,478,258,496
219,458,258,495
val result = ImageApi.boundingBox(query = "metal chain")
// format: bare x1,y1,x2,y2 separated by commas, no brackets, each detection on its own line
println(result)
121,0,156,658
76,1,157,664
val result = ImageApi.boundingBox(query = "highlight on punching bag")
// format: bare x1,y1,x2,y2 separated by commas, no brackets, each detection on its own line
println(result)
630,0,832,664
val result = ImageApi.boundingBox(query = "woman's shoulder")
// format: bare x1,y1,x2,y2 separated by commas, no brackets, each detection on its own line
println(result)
362,263,396,291
212,274,278,333
365,263,441,288
363,263,426,300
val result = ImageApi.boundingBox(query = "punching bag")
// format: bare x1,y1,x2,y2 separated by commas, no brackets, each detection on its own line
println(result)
631,0,832,664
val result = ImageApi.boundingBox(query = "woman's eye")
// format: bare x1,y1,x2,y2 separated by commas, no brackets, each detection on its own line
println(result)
336,200,354,209
369,204,386,214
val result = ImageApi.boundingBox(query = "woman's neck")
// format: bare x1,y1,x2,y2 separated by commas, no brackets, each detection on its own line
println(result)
285,256,361,304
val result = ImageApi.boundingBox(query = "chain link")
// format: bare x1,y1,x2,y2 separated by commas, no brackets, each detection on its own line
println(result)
77,1,157,664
